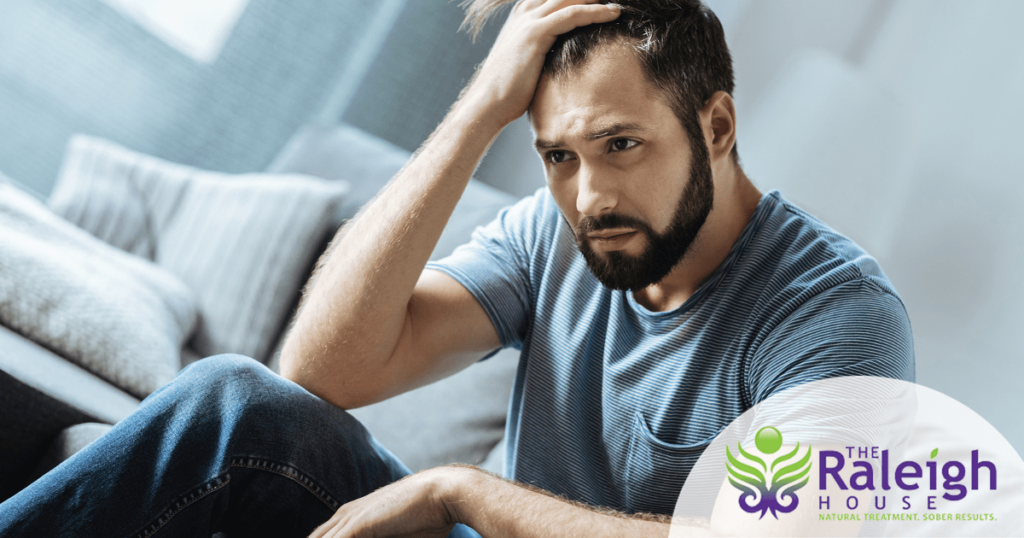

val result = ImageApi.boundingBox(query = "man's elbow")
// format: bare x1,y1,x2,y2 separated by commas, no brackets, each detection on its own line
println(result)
277,332,364,410
277,332,309,386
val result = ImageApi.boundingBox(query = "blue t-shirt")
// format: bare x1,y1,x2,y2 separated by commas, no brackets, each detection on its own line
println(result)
426,189,914,515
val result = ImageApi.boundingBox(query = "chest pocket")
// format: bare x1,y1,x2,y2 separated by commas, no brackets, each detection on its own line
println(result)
622,412,719,515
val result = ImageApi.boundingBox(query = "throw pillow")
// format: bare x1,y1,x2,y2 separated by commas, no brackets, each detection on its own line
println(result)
49,135,350,363
48,141,155,258
0,182,197,397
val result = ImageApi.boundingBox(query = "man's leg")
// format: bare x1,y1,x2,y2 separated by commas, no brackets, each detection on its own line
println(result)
0,354,475,537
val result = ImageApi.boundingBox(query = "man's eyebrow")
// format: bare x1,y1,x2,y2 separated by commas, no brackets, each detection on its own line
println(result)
586,122,647,140
534,138,561,150
533,122,648,150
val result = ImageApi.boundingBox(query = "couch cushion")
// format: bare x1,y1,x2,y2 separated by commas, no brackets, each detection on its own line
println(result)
348,348,519,473
268,123,521,471
267,123,409,227
0,182,196,398
0,325,140,425
30,422,114,483
267,123,517,262
49,135,350,364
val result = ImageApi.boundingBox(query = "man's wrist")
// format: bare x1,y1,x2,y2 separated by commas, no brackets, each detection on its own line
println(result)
449,86,518,138
433,464,488,526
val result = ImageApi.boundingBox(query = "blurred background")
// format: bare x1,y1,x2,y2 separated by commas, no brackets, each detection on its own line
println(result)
0,0,1020,451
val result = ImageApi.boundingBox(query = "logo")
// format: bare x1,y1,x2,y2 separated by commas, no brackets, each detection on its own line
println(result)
674,378,1023,537
725,426,813,519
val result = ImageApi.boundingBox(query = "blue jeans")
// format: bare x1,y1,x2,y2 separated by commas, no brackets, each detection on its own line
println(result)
0,355,482,538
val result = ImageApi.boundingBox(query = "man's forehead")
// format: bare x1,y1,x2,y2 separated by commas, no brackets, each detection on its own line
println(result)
528,41,670,147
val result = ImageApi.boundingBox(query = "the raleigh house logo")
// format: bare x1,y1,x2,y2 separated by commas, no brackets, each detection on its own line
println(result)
725,426,1001,523
725,426,813,519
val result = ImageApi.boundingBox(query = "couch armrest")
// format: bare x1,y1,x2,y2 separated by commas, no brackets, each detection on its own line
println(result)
0,325,140,501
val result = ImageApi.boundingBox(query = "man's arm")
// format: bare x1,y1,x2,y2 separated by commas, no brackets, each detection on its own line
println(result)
279,0,623,410
304,446,864,537
278,97,503,409
308,465,712,538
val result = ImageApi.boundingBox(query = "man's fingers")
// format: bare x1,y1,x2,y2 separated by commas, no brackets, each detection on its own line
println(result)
534,0,603,18
543,2,621,35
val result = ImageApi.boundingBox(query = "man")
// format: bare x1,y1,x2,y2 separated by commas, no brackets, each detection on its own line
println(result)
0,0,913,536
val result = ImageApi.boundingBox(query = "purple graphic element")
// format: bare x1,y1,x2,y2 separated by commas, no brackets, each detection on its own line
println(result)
731,473,801,519
726,437,812,519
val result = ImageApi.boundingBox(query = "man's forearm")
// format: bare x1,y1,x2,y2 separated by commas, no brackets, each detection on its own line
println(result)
441,466,710,538
279,95,504,407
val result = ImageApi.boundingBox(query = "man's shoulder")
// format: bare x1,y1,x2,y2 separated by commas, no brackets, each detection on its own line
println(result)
725,191,911,352
738,193,916,396
743,190,900,302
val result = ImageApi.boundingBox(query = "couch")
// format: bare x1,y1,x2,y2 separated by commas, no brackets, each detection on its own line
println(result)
0,122,521,502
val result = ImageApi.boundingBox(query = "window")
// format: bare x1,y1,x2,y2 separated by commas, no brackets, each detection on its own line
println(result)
100,0,250,63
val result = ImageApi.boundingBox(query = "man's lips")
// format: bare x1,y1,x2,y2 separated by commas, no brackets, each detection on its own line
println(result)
587,228,637,240
585,229,640,252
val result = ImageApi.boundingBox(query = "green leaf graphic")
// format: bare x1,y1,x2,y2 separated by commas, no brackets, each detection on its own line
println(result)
738,442,768,472
771,443,800,472
772,443,812,490
726,444,766,487
930,448,939,459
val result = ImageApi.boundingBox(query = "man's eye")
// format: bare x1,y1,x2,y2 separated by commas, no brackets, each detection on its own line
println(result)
547,150,572,164
609,138,639,152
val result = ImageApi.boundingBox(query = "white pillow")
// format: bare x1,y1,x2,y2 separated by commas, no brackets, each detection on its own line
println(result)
49,135,350,363
0,182,197,397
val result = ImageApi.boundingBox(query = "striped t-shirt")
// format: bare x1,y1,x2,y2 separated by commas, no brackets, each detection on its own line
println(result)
426,188,915,515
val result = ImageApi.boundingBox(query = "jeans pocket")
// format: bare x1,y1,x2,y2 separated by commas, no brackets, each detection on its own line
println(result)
622,412,720,515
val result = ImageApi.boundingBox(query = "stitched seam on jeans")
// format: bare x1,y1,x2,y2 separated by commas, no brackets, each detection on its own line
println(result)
130,474,230,538
229,456,341,511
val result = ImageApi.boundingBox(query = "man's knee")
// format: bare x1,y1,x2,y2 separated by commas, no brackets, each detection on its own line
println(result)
178,353,272,387
166,354,290,411
171,354,350,431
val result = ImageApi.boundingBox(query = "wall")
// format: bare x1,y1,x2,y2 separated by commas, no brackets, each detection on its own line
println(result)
0,0,397,196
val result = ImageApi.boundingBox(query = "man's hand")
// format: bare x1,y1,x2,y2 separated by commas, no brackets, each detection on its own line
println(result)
309,465,683,538
462,0,622,128
308,469,456,538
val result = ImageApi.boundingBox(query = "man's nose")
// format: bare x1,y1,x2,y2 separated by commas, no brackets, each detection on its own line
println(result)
575,163,617,217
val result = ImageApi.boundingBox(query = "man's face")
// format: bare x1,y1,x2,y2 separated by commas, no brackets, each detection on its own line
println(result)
530,41,714,291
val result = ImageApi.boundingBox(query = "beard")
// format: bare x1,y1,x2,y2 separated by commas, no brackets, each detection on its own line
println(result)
573,140,714,292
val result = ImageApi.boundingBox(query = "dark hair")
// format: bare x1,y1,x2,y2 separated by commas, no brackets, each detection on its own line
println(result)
461,0,738,160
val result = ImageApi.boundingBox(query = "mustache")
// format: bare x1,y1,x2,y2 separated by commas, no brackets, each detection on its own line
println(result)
575,213,652,236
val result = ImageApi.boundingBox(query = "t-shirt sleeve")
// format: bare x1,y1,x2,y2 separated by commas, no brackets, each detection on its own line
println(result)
425,191,549,350
746,276,916,405
742,277,917,452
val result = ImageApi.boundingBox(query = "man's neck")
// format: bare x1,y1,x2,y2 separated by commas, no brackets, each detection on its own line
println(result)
632,168,761,312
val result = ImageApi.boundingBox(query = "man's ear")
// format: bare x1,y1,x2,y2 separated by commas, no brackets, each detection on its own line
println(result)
699,91,737,163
